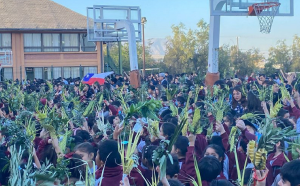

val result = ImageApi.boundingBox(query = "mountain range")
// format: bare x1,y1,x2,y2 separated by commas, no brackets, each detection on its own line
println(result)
147,38,166,61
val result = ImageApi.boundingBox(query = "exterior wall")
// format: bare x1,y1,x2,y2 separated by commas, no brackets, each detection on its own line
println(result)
10,33,102,80
11,33,25,80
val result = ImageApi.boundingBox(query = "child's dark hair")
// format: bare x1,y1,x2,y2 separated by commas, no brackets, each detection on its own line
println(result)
108,116,116,125
142,145,157,167
75,130,92,142
161,122,176,140
166,154,180,178
277,108,289,118
210,180,234,186
204,144,225,161
97,140,121,167
162,114,173,122
74,142,96,159
167,117,178,126
67,154,86,180
176,96,185,105
210,136,225,152
174,136,189,156
157,179,184,186
277,117,294,129
198,156,222,182
39,144,58,166
160,109,172,119
280,160,300,186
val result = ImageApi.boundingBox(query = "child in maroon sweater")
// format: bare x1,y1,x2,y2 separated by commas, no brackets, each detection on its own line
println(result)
95,140,122,186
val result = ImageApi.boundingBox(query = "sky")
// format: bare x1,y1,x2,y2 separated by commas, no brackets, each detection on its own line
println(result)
53,0,300,56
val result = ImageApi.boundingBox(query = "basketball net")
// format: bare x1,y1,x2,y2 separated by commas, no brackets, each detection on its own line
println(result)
251,2,280,34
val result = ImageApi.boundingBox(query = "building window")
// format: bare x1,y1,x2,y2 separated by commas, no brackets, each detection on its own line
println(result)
24,33,42,52
1,67,13,80
62,34,79,52
63,67,71,78
63,67,82,78
70,67,80,78
0,33,12,51
34,67,43,79
43,34,60,52
24,33,94,53
84,67,97,75
80,34,96,52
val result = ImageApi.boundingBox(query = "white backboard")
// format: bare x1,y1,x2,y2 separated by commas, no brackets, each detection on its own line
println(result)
87,5,142,42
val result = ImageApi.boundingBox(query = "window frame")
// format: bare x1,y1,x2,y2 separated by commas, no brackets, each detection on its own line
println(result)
0,33,12,51
24,33,95,53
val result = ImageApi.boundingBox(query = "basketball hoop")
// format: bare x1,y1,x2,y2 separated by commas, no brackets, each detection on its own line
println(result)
248,2,281,34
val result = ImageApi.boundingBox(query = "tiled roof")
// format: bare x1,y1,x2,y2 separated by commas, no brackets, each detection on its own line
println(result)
0,0,87,30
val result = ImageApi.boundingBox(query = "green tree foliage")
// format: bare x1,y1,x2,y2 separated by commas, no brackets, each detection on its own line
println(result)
230,46,264,77
163,20,264,77
264,61,278,76
291,35,300,71
163,20,208,74
268,40,291,72
218,45,233,79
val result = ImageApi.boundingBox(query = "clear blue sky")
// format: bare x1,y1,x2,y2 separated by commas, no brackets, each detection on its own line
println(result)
53,0,299,56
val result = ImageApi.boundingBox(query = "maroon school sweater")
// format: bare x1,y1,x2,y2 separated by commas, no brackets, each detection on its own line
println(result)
266,152,289,186
178,146,197,185
95,166,122,186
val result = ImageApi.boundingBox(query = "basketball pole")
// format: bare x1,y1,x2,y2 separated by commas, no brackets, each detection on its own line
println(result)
205,14,220,87
141,17,147,78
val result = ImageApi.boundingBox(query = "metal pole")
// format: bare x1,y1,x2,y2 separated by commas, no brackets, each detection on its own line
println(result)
107,43,110,72
118,41,122,75
51,65,53,83
20,66,22,81
80,64,83,79
142,23,146,78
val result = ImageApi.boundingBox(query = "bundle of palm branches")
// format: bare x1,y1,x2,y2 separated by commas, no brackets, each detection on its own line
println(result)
37,107,68,140
204,93,230,122
247,118,297,170
188,108,203,135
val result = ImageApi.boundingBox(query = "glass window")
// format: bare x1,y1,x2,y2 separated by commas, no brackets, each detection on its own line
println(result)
0,33,12,51
43,34,60,52
84,67,97,75
63,67,71,78
62,34,79,52
46,67,62,79
34,68,43,79
24,33,42,52
80,34,96,52
3,67,13,80
47,69,51,80
71,67,80,78
53,67,62,79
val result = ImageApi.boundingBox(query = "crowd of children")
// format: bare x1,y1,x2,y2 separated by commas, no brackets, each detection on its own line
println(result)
0,72,300,186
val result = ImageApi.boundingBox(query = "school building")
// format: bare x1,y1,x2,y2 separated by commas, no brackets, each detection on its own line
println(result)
0,0,104,80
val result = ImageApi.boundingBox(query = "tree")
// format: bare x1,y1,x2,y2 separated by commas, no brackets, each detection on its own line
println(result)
230,46,264,77
218,45,233,79
163,20,209,74
268,40,291,72
291,35,300,71
264,61,278,76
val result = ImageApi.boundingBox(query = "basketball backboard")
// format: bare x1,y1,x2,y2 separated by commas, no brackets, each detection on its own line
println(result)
87,5,142,42
211,0,294,16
